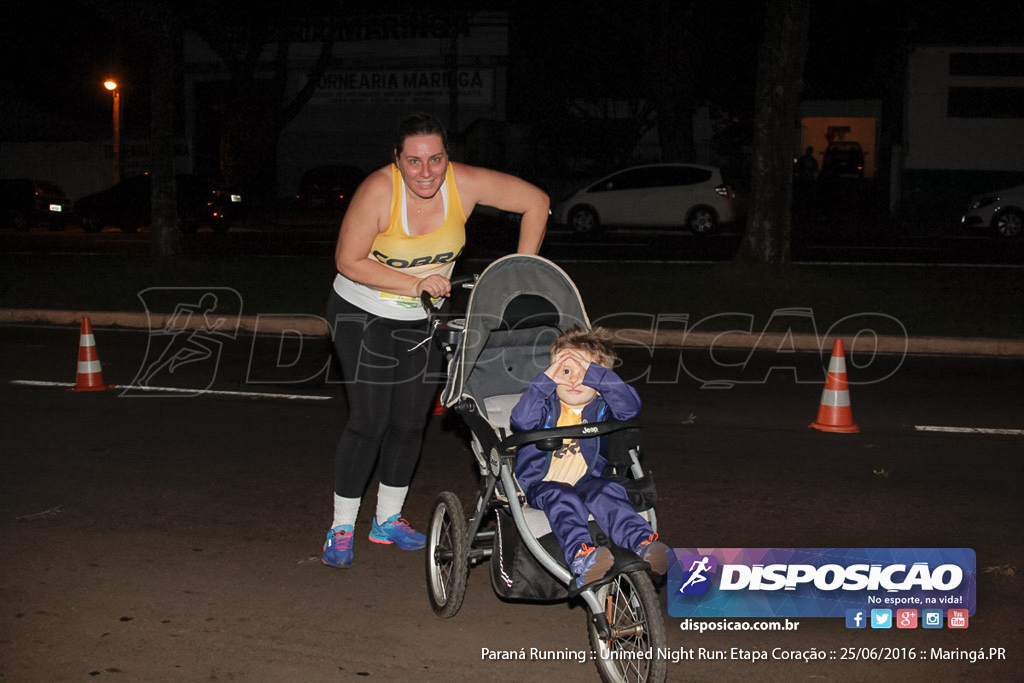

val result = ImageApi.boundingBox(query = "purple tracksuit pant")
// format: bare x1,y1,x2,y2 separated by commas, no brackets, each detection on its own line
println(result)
530,476,652,566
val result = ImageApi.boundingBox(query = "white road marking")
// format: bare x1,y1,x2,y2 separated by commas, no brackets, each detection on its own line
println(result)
916,425,1024,436
10,380,331,401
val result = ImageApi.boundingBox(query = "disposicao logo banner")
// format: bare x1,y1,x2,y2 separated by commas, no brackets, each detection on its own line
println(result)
667,548,976,618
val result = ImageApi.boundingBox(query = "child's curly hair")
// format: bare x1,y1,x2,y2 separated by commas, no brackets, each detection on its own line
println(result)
550,326,616,368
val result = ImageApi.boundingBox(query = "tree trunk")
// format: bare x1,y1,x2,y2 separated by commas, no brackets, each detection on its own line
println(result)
213,37,332,224
735,0,810,269
150,12,180,262
651,4,697,163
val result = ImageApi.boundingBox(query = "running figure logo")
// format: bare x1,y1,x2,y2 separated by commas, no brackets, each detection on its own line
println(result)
677,554,718,595
123,287,242,396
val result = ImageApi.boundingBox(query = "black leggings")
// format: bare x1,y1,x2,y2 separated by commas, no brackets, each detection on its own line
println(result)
326,292,443,498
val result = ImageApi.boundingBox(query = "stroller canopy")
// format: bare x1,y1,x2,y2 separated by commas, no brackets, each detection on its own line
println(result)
442,254,590,407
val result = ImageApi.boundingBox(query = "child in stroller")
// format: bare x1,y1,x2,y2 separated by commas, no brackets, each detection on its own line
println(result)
511,326,670,589
425,254,670,683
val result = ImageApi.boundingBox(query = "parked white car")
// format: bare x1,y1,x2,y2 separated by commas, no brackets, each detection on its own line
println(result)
960,183,1024,239
551,163,738,236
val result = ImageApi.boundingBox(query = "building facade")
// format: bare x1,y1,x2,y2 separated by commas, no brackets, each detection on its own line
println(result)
182,11,511,199
898,45,1024,219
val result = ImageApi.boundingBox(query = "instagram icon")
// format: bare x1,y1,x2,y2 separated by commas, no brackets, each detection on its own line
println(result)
922,609,943,629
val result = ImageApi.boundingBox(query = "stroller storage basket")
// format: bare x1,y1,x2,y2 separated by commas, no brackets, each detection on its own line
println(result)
491,507,566,602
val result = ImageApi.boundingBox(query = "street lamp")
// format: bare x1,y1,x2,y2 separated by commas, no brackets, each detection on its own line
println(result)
104,79,121,184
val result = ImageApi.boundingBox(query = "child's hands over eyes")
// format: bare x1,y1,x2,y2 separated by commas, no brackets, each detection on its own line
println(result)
545,349,591,388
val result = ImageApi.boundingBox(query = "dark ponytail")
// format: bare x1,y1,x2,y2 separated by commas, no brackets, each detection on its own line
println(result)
393,113,448,159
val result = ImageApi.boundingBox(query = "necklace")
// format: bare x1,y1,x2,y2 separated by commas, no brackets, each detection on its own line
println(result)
412,193,430,214
406,184,445,219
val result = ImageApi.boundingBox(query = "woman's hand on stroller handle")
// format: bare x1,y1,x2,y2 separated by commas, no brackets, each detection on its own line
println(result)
416,273,452,302
419,273,478,313
418,274,477,353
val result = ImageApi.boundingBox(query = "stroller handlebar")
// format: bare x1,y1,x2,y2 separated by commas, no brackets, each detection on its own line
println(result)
497,418,641,454
418,274,478,356
420,273,478,327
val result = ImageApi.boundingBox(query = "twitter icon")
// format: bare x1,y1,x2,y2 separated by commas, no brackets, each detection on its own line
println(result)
870,609,893,629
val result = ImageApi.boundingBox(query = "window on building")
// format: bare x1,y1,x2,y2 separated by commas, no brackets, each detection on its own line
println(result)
949,53,1024,77
948,87,1024,118
947,52,1024,118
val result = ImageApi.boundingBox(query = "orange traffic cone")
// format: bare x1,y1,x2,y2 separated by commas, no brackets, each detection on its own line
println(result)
810,338,859,433
71,317,113,392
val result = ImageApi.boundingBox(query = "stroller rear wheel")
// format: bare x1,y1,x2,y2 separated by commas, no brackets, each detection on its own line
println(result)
588,570,667,683
425,491,470,618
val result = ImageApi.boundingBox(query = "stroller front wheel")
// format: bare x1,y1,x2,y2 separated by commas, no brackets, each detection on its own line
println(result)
425,491,470,618
588,569,667,683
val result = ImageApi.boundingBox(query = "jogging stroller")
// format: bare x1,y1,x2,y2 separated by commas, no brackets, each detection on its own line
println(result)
424,254,668,683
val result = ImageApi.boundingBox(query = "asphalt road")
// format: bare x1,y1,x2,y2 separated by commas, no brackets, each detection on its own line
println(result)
2,324,1022,681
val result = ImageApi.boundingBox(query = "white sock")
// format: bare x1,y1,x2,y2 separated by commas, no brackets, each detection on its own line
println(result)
375,484,409,523
332,494,361,529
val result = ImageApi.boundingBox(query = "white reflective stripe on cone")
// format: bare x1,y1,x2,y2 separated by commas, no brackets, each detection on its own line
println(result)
819,389,851,407
77,360,103,374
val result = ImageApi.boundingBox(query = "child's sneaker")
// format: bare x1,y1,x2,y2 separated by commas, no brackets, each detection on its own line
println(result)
635,533,670,575
322,525,354,568
368,514,426,550
570,544,614,589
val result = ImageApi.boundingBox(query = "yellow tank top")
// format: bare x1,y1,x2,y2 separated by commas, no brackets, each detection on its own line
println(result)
542,404,589,486
371,163,466,274
332,163,467,319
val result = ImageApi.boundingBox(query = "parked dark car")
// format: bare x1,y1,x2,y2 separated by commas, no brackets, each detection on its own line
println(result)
819,141,866,180
0,178,72,231
74,174,243,233
296,165,366,210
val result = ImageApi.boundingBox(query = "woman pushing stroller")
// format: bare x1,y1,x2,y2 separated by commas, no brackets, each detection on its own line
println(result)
322,113,549,568
511,326,671,588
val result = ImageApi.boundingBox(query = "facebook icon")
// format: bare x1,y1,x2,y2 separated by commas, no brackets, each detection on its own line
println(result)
845,609,867,629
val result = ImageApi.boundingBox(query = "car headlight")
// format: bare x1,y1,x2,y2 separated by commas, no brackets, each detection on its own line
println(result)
969,196,997,211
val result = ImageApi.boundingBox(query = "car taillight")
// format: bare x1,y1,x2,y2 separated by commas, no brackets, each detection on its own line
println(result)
714,184,732,198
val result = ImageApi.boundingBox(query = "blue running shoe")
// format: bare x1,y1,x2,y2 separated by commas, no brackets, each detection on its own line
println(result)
570,544,614,589
322,525,354,568
635,533,670,575
368,514,426,550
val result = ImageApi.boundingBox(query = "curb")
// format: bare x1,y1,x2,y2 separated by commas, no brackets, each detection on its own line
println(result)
4,309,1024,358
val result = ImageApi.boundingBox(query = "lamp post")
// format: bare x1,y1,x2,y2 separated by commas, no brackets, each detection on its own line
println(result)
104,79,121,184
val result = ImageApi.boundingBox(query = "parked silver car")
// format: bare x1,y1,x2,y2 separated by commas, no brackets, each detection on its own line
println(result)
551,163,737,236
960,184,1024,239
